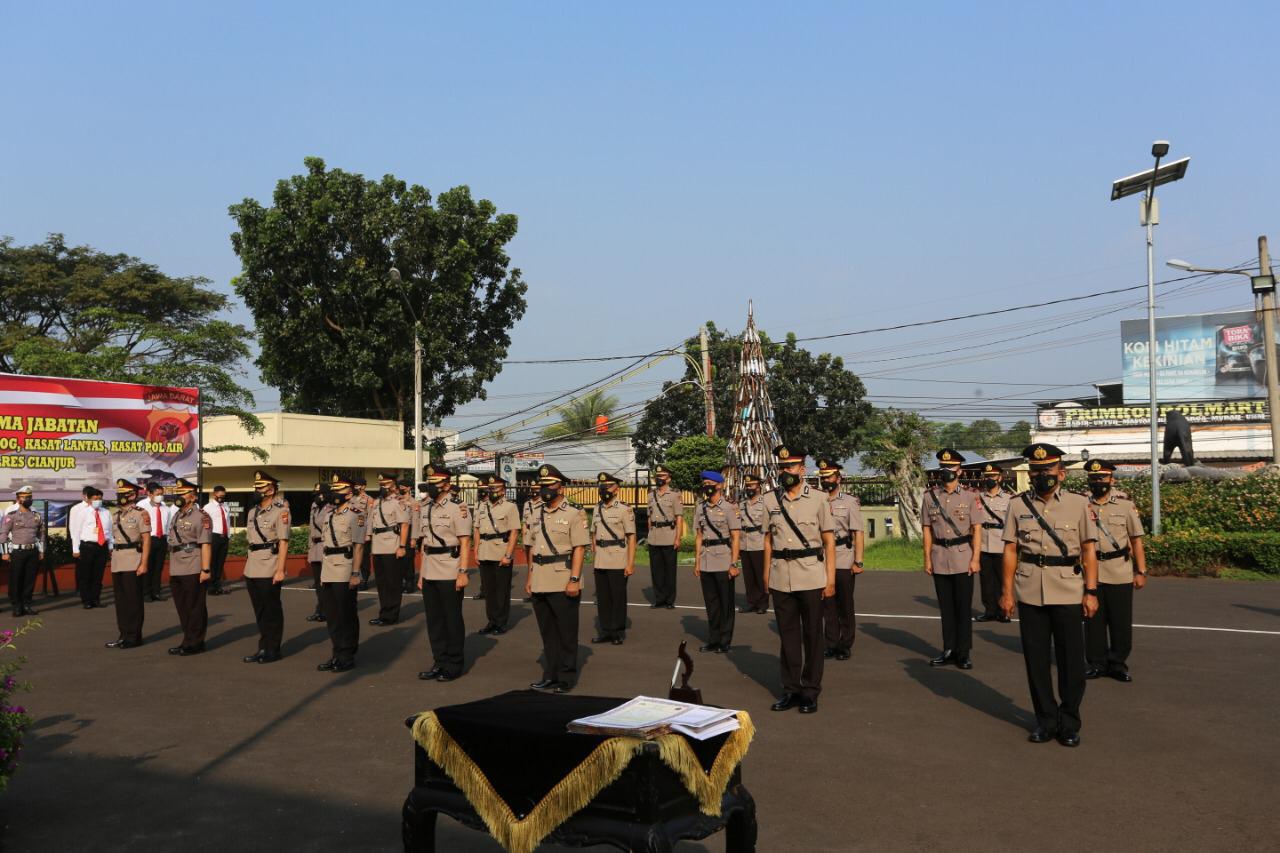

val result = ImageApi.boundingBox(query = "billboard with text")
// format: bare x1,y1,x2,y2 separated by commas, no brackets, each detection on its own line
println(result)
1122,310,1279,403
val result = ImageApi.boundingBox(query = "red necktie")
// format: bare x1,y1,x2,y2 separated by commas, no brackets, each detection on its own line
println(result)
221,504,229,533
95,510,106,545
154,504,163,536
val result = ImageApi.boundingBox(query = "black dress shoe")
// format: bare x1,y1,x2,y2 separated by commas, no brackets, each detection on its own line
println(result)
611,637,624,646
738,606,755,613
22,606,37,616
756,607,769,614
591,635,614,644
771,693,801,712
317,659,338,672
1027,727,1055,743
973,613,993,622
823,648,837,659
472,592,485,600
798,698,818,714
83,604,95,610
929,650,955,667
491,626,506,635
331,659,356,672
106,639,127,648
179,644,205,656
436,672,459,682
997,614,1012,623
716,644,729,654
835,650,851,661
955,655,973,670
368,618,395,626
663,603,676,609
305,613,325,622
10,610,20,618
649,602,663,608
530,678,557,690
1085,666,1104,680
698,643,719,653
258,653,282,663
1108,669,1133,683
479,625,496,636
418,669,443,680
553,682,571,694
243,652,265,663
1057,731,1081,747
168,646,184,655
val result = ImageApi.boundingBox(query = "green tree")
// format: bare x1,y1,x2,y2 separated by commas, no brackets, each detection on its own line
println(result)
1003,420,1032,451
861,408,934,539
228,157,527,435
0,234,262,457
662,435,728,491
633,324,875,466
539,389,633,440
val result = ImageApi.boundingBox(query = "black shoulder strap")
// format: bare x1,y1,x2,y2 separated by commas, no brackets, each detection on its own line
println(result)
311,506,323,535
979,495,1004,528
539,506,559,555
1090,502,1124,551
172,506,188,545
741,500,756,527
1020,493,1069,558
114,509,136,546
650,490,670,521
426,502,446,546
326,507,339,547
927,489,964,537
378,499,389,529
484,501,498,534
776,495,810,548
595,502,620,541
700,501,726,541
250,505,267,544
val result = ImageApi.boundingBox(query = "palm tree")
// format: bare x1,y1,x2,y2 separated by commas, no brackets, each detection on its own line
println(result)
539,390,633,440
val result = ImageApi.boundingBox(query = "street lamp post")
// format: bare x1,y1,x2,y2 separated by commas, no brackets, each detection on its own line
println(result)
1111,142,1191,535
389,268,424,479
1167,237,1280,466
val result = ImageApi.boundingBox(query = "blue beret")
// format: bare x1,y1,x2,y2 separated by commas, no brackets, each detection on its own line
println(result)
700,470,724,483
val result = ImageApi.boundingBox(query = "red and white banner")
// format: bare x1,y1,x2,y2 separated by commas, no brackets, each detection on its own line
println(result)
0,373,200,501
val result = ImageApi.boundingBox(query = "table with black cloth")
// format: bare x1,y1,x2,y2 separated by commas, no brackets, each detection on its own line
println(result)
403,690,757,853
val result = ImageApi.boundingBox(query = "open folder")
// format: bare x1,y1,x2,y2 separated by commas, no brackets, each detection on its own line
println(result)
567,696,741,741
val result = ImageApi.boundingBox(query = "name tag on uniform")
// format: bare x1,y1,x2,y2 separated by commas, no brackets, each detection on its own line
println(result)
1019,514,1033,520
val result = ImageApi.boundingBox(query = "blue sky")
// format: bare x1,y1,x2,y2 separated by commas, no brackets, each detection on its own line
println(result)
2,1,1277,435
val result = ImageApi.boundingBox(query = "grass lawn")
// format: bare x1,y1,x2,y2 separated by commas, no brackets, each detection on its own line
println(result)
862,537,923,571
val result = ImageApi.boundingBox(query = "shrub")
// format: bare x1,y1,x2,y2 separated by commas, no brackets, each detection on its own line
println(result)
227,526,311,557
1142,530,1280,577
1063,473,1280,534
0,620,39,792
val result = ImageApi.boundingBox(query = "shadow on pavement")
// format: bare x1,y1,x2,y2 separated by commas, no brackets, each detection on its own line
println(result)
1233,603,1280,618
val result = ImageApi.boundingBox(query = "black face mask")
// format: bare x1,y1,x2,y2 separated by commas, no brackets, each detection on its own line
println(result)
1031,473,1058,494
820,480,839,492
938,469,958,484
702,485,717,498
778,471,801,489
655,477,669,487
745,486,758,496
540,485,559,503
598,486,611,502
981,478,999,490
313,493,325,506
488,489,503,500
477,490,489,502
331,492,348,505
18,497,33,508
1088,481,1111,499
425,483,440,500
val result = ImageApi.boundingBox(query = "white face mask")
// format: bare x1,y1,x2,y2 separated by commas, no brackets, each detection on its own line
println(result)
151,495,163,505
91,499,102,509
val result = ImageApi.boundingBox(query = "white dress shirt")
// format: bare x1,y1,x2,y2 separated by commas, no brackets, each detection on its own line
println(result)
203,499,231,535
137,498,177,538
72,504,114,548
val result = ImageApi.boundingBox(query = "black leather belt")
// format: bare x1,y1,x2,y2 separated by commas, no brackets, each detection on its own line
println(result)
651,521,674,528
702,537,731,547
774,547,823,560
934,535,970,547
534,554,571,565
982,522,1003,529
9,543,38,551
310,537,321,544
372,525,395,535
248,542,277,552
1098,546,1131,561
423,545,455,556
480,533,507,541
595,538,626,547
324,546,352,557
834,534,853,548
1019,552,1079,568
113,543,141,552
173,543,198,553
741,525,762,533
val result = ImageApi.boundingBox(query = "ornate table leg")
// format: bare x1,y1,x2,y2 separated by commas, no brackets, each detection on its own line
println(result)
725,787,758,853
402,795,438,853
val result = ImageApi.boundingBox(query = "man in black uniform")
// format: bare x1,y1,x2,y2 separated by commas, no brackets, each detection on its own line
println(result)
1,486,44,615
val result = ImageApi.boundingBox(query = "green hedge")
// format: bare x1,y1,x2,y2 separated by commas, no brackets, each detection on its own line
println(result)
227,526,312,557
1143,530,1280,577
1064,473,1280,533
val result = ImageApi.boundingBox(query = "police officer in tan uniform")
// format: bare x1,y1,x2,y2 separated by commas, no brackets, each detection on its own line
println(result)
416,464,471,682
106,479,151,648
243,470,291,664
1,485,44,616
1001,443,1100,747
764,445,835,714
306,482,328,623
817,459,864,662
922,449,981,669
166,478,212,656
368,472,409,626
317,474,365,672
351,476,374,589
736,473,769,614
646,464,684,608
526,464,589,693
591,472,635,645
974,462,1012,623
520,488,543,602
475,474,521,635
398,479,420,594
1083,459,1147,682
694,470,741,653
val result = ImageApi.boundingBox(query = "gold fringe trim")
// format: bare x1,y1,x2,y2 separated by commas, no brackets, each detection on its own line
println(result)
410,710,755,852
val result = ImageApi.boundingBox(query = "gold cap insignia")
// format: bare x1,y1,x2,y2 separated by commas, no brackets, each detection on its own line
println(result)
1033,447,1047,460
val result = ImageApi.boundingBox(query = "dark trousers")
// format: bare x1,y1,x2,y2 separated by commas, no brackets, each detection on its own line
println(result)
170,574,208,648
1086,581,1134,672
594,569,628,638
7,549,39,609
320,581,360,663
209,533,229,590
401,551,417,593
310,561,324,614
374,552,403,622
111,571,144,644
245,578,284,656
648,545,677,605
823,569,857,653
360,545,373,584
532,591,580,684
699,571,736,647
978,551,1003,617
422,580,465,676
480,560,513,629
740,550,767,612
145,537,168,597
1018,601,1086,734
933,572,974,654
76,541,108,604
772,587,825,700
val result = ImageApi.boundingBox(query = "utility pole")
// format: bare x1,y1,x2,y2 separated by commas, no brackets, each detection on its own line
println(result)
414,328,424,479
700,324,715,437
1258,236,1280,467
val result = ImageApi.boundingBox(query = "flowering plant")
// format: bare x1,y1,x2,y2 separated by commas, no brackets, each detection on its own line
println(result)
0,620,39,792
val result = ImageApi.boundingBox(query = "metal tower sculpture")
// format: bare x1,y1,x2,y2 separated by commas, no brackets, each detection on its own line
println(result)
724,301,783,501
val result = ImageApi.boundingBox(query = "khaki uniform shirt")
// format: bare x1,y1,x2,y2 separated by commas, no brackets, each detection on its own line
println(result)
591,499,635,570
522,498,543,549
921,486,979,575
419,497,472,581
646,487,683,547
696,497,740,573
352,492,375,539
975,489,1012,554
764,485,834,593
245,499,290,578
1002,490,1098,606
320,503,365,583
404,496,422,543
308,502,326,563
529,500,588,592
737,496,766,552
476,498,520,562
1,508,44,549
827,492,864,570
369,495,408,555
167,503,211,576
1089,495,1144,584
111,506,151,573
